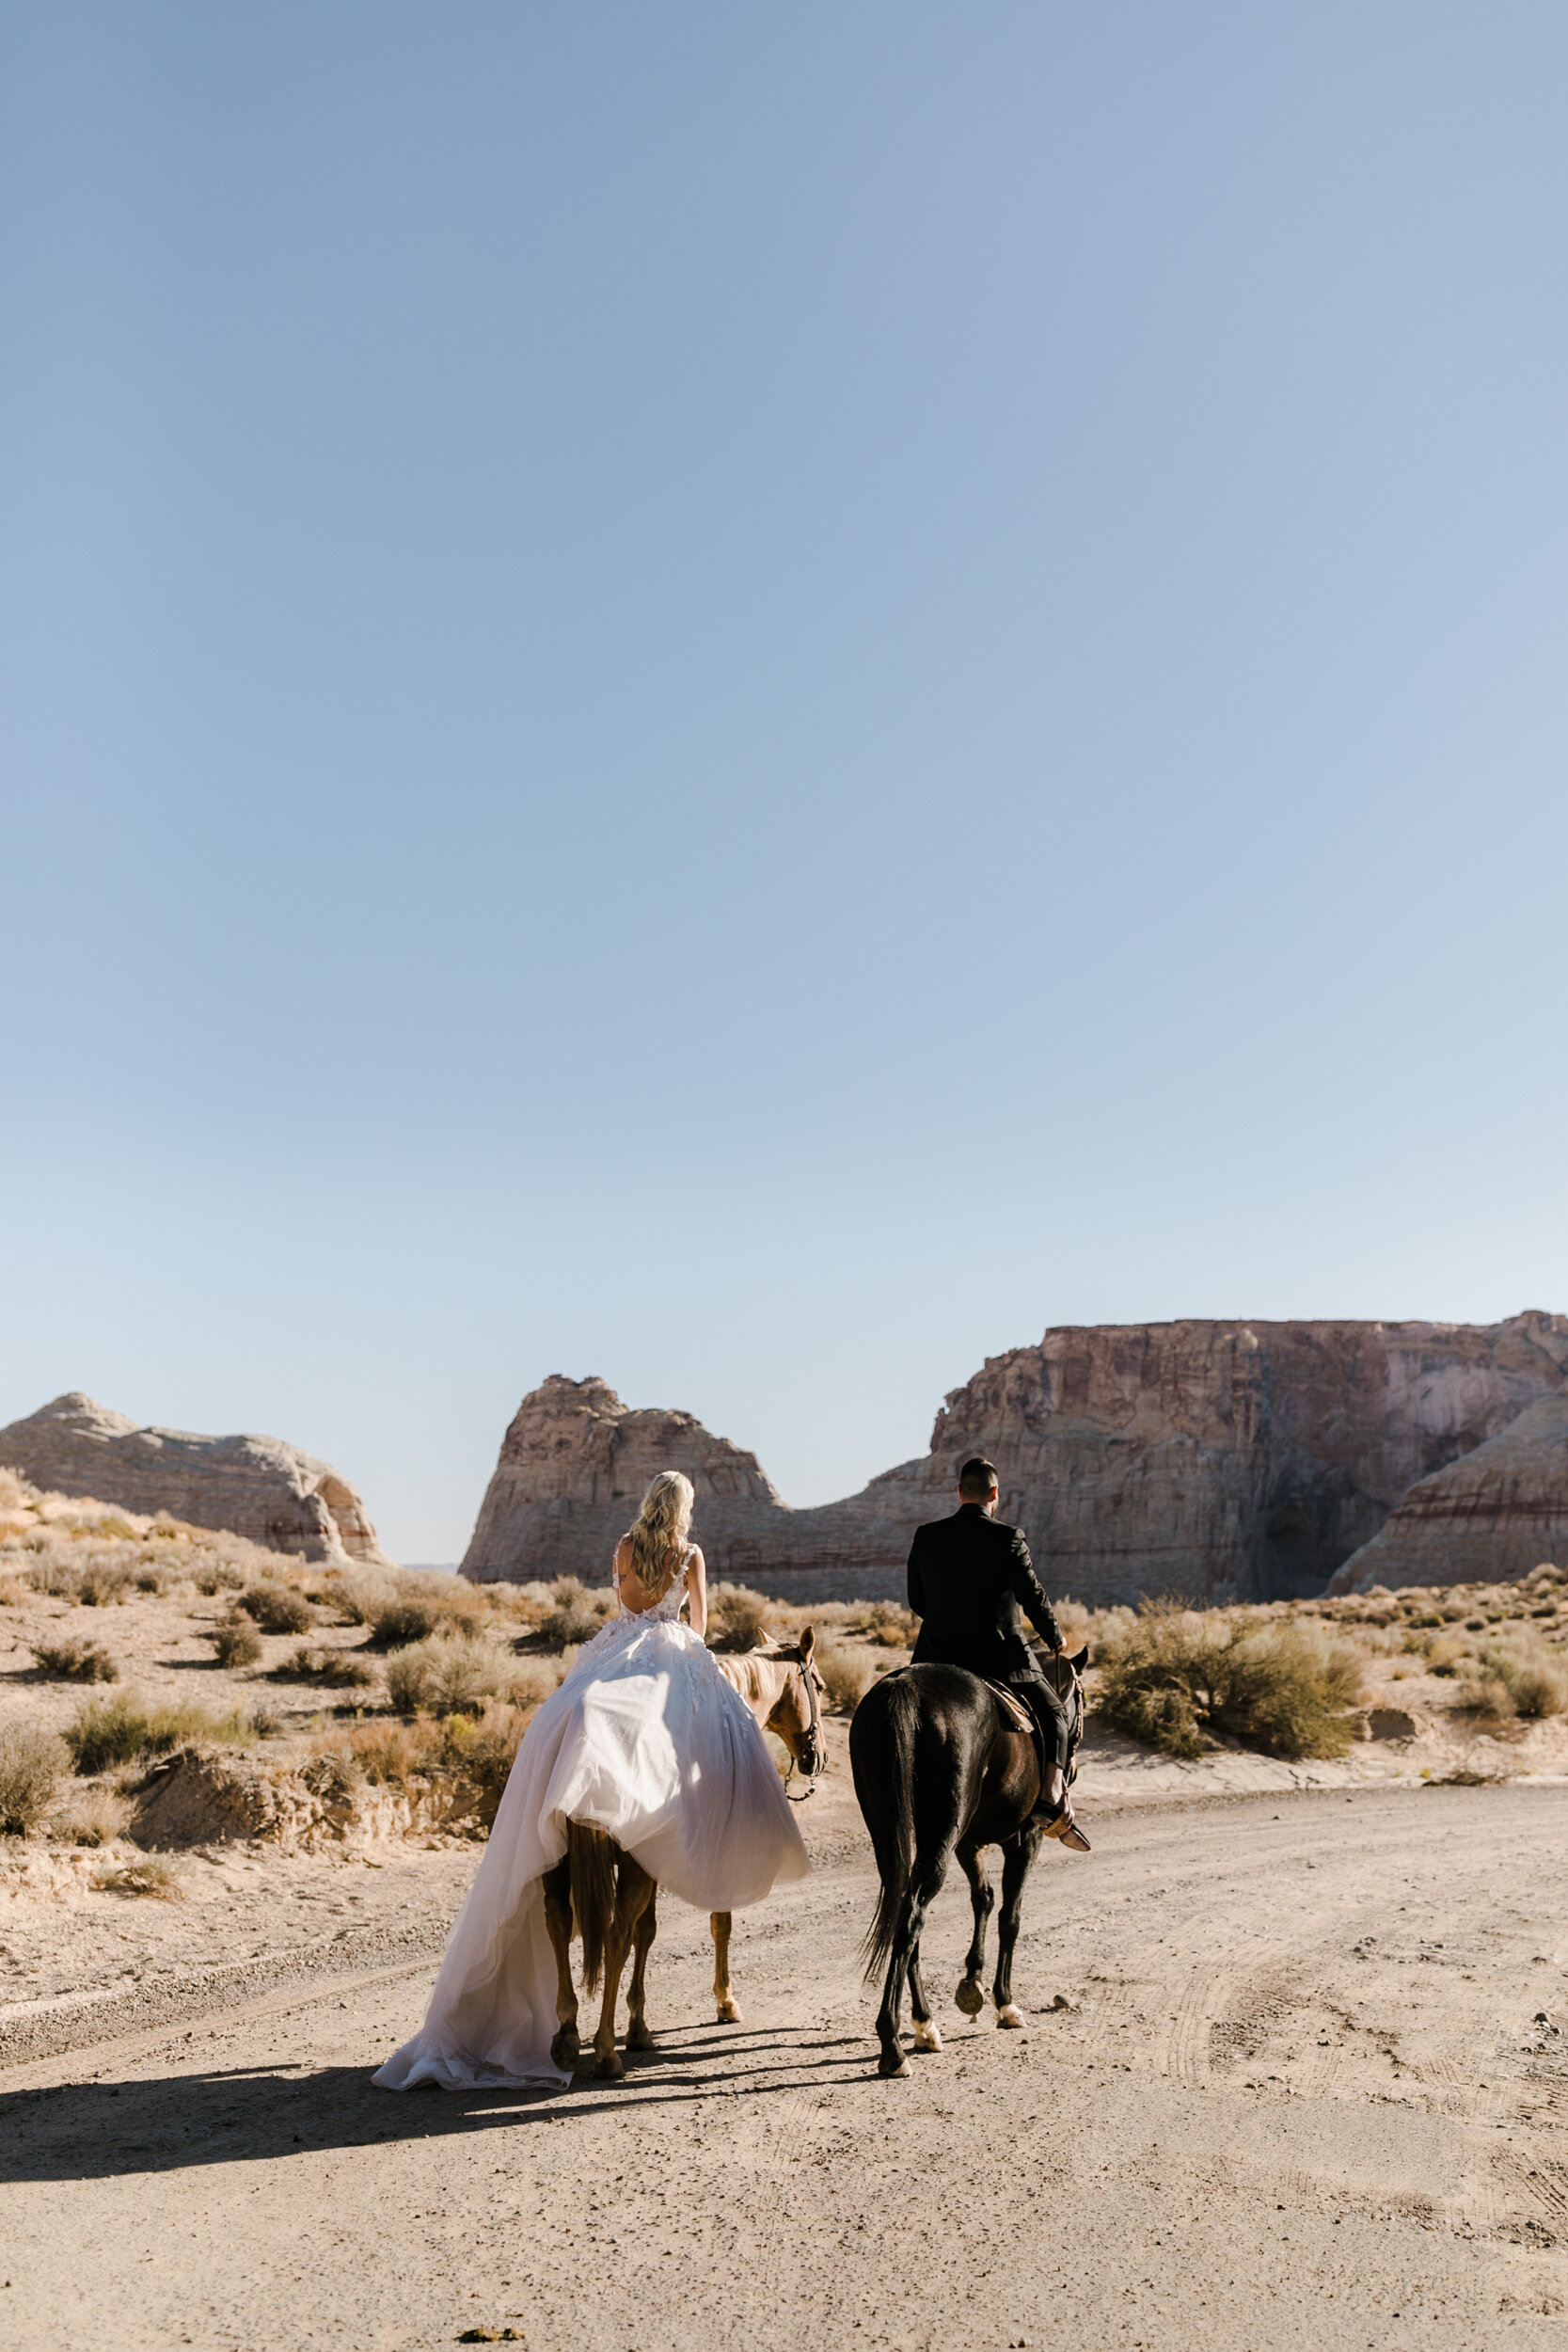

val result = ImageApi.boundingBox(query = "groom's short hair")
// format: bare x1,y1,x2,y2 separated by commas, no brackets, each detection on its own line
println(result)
958,1456,999,1500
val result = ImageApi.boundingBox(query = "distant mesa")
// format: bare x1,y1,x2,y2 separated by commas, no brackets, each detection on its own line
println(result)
0,1392,392,1567
461,1315,1568,1605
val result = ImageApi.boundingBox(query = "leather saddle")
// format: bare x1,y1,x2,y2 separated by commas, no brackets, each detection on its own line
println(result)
980,1677,1036,1738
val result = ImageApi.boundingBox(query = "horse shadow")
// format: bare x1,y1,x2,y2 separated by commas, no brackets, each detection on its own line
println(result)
1,2026,868,2184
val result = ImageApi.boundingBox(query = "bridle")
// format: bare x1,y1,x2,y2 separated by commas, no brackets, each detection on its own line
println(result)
772,1643,825,1803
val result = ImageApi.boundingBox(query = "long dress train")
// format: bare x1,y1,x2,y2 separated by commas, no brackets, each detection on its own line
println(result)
372,1561,808,2090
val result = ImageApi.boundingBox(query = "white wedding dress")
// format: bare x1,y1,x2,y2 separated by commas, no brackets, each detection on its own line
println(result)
372,1552,808,2091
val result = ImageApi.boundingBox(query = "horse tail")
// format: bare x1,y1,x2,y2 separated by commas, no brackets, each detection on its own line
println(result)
567,1820,618,1995
851,1674,919,1982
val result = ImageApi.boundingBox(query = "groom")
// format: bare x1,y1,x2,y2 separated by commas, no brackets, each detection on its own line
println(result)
906,1455,1089,1851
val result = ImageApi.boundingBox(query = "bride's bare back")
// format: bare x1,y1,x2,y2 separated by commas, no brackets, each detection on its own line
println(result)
612,1534,708,1640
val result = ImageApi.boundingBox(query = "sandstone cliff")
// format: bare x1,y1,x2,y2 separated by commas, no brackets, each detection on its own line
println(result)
0,1394,392,1566
461,1315,1568,1604
1328,1390,1568,1593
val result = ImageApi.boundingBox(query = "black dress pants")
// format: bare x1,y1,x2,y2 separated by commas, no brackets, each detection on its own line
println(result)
1009,1671,1071,1772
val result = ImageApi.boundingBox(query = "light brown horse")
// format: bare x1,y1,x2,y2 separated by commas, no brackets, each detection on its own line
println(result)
542,1632,825,2079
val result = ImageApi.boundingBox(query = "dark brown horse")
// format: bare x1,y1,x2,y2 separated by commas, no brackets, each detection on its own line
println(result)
543,1633,826,2077
848,1648,1087,2076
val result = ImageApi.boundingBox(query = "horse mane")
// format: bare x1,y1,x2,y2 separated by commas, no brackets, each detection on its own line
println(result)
714,1646,791,1706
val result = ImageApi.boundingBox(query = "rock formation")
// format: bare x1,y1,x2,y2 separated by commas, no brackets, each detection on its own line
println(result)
462,1314,1568,1604
460,1376,785,1583
0,1393,391,1566
1328,1390,1568,1593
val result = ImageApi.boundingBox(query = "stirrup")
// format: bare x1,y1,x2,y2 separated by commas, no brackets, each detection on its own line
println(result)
1041,1804,1090,1851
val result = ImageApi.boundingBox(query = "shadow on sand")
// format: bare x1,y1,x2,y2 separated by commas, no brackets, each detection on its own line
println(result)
2,2024,872,2184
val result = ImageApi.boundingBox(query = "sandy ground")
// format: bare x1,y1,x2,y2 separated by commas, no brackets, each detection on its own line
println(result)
5,1724,1568,2352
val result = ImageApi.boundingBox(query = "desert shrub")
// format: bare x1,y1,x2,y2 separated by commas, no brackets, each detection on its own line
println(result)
91,1852,189,1899
134,1565,170,1596
1424,1633,1473,1677
0,1724,68,1835
53,1786,131,1847
1093,1611,1365,1761
0,1576,28,1607
849,1599,918,1648
369,1598,439,1649
439,1701,529,1826
336,1717,444,1787
248,1698,283,1739
64,1692,251,1776
274,1644,379,1689
537,1576,612,1649
192,1563,246,1597
210,1613,264,1669
816,1642,872,1715
1456,1671,1516,1725
387,1633,540,1717
78,1560,135,1607
330,1572,397,1626
240,1583,313,1635
707,1583,772,1652
31,1637,119,1683
1481,1642,1568,1721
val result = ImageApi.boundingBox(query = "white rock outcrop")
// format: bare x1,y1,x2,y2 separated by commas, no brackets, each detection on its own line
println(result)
0,1393,391,1566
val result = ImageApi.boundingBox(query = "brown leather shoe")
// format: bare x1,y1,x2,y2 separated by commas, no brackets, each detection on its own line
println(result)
1041,1806,1091,1851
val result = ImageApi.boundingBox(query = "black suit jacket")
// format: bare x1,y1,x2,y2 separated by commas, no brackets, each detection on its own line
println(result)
907,1503,1062,1684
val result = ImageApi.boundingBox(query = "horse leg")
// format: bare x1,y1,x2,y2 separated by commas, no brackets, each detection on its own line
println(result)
908,1937,942,2053
626,1884,658,2052
876,1849,952,2079
542,1856,579,2071
592,1853,656,2079
992,1826,1044,2029
710,1911,742,2024
954,1839,992,2018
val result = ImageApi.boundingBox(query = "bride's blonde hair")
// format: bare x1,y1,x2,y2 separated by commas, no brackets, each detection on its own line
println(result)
625,1470,695,1591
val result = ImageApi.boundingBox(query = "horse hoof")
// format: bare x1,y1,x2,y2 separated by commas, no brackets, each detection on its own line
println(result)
996,2003,1025,2031
878,2050,912,2079
549,2027,579,2068
626,2021,654,2051
911,2019,942,2053
716,2000,743,2026
594,2047,625,2079
954,1978,984,2017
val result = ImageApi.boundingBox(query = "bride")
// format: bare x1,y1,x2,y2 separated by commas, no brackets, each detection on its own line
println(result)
372,1470,808,2091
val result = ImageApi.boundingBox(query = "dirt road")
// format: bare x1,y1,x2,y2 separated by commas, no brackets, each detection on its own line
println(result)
4,1768,1568,2351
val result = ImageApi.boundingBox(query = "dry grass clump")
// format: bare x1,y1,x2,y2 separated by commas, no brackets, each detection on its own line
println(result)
209,1612,264,1669
239,1583,314,1635
53,1785,132,1847
706,1583,773,1652
274,1644,379,1689
387,1633,557,1717
31,1636,119,1682
1094,1606,1365,1760
536,1576,613,1649
1459,1637,1568,1724
0,1723,68,1835
309,1698,530,1829
816,1642,873,1715
64,1692,252,1776
91,1852,189,1899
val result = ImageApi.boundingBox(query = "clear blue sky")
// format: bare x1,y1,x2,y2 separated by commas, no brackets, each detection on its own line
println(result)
4,4,1565,1561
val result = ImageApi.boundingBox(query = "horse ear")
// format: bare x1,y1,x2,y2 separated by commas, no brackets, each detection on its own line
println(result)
1069,1645,1089,1674
800,1625,815,1661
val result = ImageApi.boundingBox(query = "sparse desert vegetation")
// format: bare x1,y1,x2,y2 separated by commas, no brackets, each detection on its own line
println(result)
4,1465,1568,1880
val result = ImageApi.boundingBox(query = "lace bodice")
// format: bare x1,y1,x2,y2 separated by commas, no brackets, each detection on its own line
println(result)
612,1544,692,1626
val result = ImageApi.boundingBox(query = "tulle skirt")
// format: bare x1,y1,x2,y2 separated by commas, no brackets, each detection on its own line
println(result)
372,1613,808,2091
